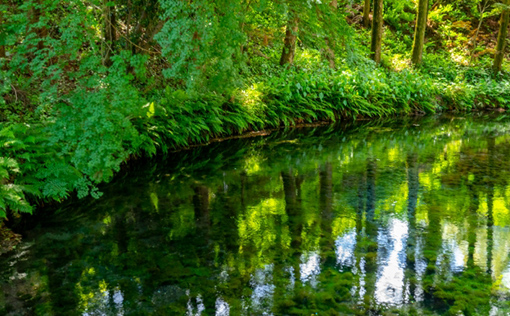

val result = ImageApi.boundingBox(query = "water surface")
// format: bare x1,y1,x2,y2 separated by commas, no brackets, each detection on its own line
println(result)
2,115,510,315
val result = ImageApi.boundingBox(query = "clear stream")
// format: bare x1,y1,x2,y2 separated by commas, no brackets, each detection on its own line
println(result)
2,115,510,315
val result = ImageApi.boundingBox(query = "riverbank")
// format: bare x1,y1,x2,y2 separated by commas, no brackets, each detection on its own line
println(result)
4,0,510,229
3,62,510,229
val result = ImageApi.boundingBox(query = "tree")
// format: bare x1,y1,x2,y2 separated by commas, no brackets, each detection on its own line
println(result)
0,9,5,59
363,0,371,28
493,0,510,73
324,0,338,68
469,0,491,63
370,0,383,63
103,0,117,67
411,0,429,65
27,0,47,51
280,9,299,66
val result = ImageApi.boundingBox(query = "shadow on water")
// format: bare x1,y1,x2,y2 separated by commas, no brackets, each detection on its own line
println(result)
2,114,510,315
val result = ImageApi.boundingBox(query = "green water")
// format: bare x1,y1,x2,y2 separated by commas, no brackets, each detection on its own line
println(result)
2,115,510,315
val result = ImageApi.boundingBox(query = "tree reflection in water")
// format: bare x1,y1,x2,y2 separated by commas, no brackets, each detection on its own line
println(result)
2,115,510,315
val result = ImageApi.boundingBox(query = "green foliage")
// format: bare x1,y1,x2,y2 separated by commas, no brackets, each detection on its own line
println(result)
48,55,148,184
384,0,415,34
1,0,510,220
156,0,247,93
0,122,101,218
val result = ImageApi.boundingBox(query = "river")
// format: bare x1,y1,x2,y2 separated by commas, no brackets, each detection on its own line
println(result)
1,114,510,315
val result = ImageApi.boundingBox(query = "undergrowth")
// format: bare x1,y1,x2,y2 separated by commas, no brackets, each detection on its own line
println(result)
2,0,510,220
3,54,510,220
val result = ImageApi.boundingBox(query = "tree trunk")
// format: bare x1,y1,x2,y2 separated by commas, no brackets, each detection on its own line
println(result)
280,10,299,66
493,0,510,73
103,0,117,67
324,1,338,68
0,10,5,59
363,0,371,28
27,1,47,51
370,0,383,63
411,0,429,65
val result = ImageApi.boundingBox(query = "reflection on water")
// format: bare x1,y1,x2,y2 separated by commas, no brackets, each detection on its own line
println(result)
375,218,408,306
299,251,321,288
3,115,510,315
214,297,229,316
249,264,275,315
335,229,356,269
439,222,469,273
187,293,206,316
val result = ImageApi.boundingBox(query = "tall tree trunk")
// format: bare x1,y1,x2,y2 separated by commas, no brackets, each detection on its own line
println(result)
469,1,490,63
411,0,429,65
493,0,510,73
280,10,299,66
27,1,47,52
370,0,383,63
0,10,5,59
324,1,338,68
363,0,371,28
103,0,117,67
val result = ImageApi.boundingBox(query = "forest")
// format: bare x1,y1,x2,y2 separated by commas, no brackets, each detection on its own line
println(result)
3,1,510,315
1,0,510,228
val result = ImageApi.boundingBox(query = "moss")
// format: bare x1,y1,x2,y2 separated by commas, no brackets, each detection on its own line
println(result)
288,307,309,315
0,224,22,255
279,298,297,309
